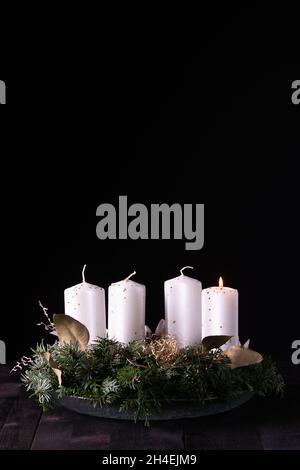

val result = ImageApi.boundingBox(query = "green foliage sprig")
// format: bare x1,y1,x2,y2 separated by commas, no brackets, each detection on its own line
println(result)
21,336,284,425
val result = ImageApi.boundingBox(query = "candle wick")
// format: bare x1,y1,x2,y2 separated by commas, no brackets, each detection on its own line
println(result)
124,270,136,282
82,264,87,283
180,266,194,276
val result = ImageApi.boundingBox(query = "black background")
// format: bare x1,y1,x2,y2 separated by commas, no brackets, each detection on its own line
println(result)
1,4,299,360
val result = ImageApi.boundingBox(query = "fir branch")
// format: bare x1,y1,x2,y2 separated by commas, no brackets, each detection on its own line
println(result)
20,337,285,422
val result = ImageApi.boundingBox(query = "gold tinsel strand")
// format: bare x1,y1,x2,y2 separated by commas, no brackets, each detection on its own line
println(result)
142,335,180,364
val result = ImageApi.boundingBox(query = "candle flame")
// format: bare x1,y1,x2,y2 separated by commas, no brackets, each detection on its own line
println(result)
219,276,224,288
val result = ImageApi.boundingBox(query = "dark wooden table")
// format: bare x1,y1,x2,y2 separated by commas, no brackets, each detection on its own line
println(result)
0,358,299,450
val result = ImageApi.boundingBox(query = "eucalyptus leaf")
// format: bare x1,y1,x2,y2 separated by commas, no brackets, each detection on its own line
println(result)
202,335,232,350
225,345,263,369
145,325,152,337
53,314,89,351
155,319,166,336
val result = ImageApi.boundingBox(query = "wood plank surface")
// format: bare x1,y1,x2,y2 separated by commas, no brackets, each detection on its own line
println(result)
31,405,184,450
0,364,41,449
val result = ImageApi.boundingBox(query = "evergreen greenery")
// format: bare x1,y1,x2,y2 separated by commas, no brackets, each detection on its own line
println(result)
21,337,284,425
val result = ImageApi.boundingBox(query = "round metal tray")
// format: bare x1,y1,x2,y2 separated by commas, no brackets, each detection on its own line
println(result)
56,392,254,420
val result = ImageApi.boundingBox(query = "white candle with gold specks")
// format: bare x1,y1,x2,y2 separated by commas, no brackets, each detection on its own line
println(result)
108,271,146,343
164,266,202,347
202,277,239,350
64,265,106,343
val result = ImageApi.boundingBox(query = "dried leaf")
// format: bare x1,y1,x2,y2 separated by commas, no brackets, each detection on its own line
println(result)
44,352,51,362
225,345,263,369
202,335,232,351
44,352,62,386
155,319,166,336
145,325,152,337
53,314,89,351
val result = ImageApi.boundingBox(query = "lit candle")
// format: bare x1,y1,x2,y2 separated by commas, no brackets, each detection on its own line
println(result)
64,265,106,343
202,277,239,349
108,271,146,343
164,266,202,347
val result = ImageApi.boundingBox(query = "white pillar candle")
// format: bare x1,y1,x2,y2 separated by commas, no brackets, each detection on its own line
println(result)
164,266,202,347
64,265,106,343
108,271,146,343
202,277,239,349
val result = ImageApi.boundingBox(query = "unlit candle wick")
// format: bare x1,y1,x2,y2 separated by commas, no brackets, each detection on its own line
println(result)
82,264,87,283
180,266,194,276
124,270,136,282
